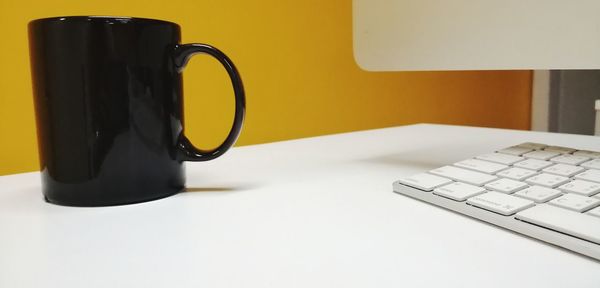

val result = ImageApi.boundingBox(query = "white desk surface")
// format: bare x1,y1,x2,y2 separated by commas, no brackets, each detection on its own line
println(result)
1,124,599,287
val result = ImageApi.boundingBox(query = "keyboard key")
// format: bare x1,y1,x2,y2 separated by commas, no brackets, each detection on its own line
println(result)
476,153,523,165
516,204,600,244
544,146,576,154
548,194,600,212
581,159,600,170
433,182,486,201
523,150,561,160
513,186,561,203
574,169,600,183
550,154,590,165
587,206,600,218
485,178,528,193
497,146,533,156
558,180,600,196
574,150,600,159
525,173,570,188
429,166,497,186
467,191,534,216
398,173,452,191
496,167,537,181
542,163,585,177
517,142,546,150
454,159,508,174
513,159,553,171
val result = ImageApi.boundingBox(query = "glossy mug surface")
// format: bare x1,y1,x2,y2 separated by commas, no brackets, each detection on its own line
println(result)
28,16,245,206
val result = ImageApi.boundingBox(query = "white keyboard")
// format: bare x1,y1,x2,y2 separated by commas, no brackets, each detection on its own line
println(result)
393,143,600,260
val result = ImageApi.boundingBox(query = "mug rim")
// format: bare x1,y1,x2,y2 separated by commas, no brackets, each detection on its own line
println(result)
29,16,179,27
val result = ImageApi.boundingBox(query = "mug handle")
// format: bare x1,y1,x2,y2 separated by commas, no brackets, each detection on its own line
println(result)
172,44,246,161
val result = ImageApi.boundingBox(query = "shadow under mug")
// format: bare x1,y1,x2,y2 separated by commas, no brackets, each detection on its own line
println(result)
28,16,245,206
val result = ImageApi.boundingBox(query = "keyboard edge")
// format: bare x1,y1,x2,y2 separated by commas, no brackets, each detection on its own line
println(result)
393,181,600,261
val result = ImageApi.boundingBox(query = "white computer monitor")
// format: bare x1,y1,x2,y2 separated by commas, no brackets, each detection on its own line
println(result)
353,0,600,71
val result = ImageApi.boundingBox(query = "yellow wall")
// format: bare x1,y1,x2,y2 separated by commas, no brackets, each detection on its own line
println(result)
0,0,532,175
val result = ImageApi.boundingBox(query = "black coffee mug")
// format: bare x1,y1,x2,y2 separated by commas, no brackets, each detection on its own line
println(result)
28,16,245,206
